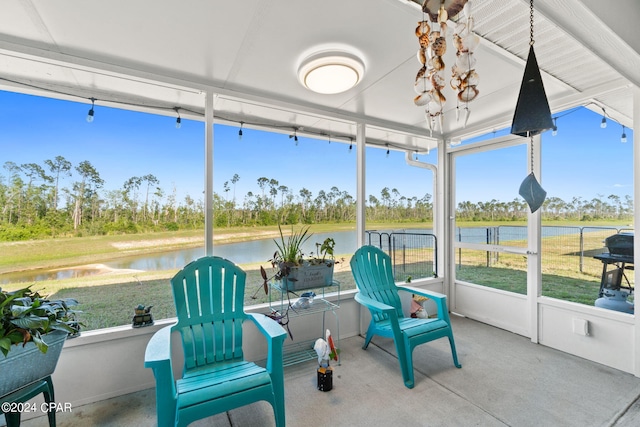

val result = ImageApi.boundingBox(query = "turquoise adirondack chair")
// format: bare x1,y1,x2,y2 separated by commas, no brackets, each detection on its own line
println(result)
350,245,461,388
144,256,288,427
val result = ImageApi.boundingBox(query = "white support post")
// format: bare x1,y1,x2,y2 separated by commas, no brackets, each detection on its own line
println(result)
434,140,445,291
204,91,214,256
633,86,640,377
527,134,542,344
404,150,441,285
443,140,456,304
356,123,366,247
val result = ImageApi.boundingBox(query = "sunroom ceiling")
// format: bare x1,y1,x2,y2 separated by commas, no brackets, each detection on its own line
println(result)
0,0,637,152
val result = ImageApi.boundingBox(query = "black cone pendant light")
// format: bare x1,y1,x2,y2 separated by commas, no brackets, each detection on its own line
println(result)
512,0,550,213
511,45,553,136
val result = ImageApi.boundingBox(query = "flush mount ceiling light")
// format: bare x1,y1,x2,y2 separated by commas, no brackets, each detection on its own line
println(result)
298,51,364,94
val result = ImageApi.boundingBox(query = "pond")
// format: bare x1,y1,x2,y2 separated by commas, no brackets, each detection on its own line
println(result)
0,231,360,284
3,226,594,284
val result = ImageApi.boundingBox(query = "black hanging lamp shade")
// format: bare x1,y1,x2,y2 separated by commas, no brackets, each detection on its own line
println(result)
510,45,553,137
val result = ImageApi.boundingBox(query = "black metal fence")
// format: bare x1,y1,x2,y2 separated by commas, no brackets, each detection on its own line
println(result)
453,225,636,303
366,226,633,285
457,225,633,277
366,231,437,282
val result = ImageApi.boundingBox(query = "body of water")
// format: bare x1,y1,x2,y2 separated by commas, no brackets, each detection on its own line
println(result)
1,226,622,284
0,231,360,284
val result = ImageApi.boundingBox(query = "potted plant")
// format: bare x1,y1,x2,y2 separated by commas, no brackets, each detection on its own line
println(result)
260,225,336,293
0,286,81,397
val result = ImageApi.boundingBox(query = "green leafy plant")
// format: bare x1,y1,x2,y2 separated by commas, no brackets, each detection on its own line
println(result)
316,237,336,264
0,287,81,356
255,225,337,298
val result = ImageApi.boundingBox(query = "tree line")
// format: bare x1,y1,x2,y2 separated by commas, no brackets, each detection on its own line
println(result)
0,157,632,241
456,194,634,222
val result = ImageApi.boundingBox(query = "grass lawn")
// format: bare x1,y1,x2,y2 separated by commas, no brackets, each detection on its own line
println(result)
0,221,633,331
456,265,603,305
2,257,357,331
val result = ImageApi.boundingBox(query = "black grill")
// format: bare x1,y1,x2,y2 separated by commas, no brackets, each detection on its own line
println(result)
593,233,635,313
605,232,634,258
593,232,634,297
594,233,634,264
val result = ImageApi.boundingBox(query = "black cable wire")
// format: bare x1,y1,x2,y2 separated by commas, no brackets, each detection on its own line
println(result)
0,76,436,153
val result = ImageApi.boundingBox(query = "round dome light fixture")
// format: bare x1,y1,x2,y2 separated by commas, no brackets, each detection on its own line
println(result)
298,51,365,94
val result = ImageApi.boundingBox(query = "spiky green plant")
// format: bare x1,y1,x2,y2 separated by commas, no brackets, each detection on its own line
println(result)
272,224,312,265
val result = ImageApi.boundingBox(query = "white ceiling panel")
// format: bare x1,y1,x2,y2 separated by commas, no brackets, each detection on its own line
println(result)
0,0,637,149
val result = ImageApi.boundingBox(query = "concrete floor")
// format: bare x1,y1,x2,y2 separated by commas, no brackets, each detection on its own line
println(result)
9,315,640,426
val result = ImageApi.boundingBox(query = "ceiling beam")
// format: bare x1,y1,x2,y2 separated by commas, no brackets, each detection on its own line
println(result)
0,39,439,143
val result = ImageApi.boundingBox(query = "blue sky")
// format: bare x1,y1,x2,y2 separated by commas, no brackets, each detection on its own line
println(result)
0,90,634,206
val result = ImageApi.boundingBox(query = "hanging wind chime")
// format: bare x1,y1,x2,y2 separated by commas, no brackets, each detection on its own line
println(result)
414,0,479,135
511,0,553,213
